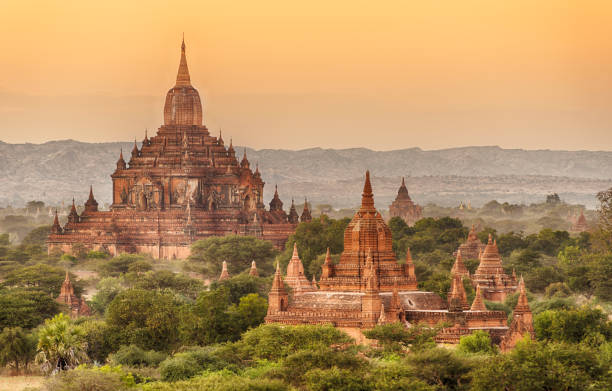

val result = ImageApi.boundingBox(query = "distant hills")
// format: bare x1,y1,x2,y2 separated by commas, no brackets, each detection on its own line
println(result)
0,140,611,209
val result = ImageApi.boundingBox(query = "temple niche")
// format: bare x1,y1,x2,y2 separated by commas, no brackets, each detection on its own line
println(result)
388,177,422,226
48,39,305,259
265,172,532,346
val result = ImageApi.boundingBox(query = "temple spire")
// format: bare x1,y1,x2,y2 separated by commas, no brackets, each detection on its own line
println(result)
360,170,375,212
175,36,191,87
470,284,487,311
249,260,259,277
219,261,230,281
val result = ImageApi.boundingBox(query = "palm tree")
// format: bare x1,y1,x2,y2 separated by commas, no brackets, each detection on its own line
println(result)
0,327,36,374
35,313,89,374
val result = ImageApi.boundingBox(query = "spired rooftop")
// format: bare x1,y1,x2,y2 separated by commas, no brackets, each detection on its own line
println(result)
47,39,312,259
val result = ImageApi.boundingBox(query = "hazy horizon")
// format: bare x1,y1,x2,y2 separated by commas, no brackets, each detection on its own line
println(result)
1,1,611,151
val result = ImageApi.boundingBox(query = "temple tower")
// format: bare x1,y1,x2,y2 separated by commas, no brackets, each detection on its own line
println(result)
388,177,422,226
500,277,535,351
266,262,289,316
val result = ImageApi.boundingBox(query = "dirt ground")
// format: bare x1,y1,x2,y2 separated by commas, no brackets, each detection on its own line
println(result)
0,376,44,391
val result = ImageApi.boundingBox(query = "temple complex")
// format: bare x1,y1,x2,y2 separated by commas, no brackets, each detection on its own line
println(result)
388,177,422,226
471,235,518,302
48,39,301,259
453,225,485,259
56,272,90,317
266,172,528,345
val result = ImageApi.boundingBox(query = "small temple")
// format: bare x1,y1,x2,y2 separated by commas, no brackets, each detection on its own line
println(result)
47,39,302,259
453,225,486,260
471,235,518,302
500,276,535,351
388,177,422,226
266,171,531,345
56,272,90,317
570,210,588,232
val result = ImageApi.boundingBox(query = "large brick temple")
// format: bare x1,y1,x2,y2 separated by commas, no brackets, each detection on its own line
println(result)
266,172,533,347
47,40,303,259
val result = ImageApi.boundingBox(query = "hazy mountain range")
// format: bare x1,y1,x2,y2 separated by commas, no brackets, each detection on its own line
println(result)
1,140,611,209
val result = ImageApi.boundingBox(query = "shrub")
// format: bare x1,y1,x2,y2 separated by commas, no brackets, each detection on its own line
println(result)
44,366,134,391
236,324,353,361
458,330,497,354
160,354,202,381
544,282,571,298
109,345,167,368
305,367,369,391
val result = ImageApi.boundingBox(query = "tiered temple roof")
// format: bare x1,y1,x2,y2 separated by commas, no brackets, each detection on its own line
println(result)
47,39,301,258
472,235,518,301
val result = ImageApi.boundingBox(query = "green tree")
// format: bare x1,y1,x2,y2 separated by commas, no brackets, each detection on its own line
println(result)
131,270,204,300
236,324,353,361
406,348,475,391
190,235,278,278
364,322,441,353
98,254,152,277
21,225,52,246
277,216,350,279
0,288,60,329
596,187,612,233
534,307,612,344
457,330,497,354
36,313,89,373
90,276,125,315
471,339,610,391
2,264,83,296
0,327,36,374
105,289,182,351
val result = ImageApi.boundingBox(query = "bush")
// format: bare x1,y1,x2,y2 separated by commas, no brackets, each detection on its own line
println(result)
109,345,167,368
277,347,368,386
44,365,137,391
45,367,128,391
236,324,353,361
87,250,111,259
458,330,497,354
144,370,289,391
305,367,369,391
160,354,202,381
544,282,571,298
159,346,238,381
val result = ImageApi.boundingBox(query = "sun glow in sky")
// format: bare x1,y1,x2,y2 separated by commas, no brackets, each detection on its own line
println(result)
0,0,611,150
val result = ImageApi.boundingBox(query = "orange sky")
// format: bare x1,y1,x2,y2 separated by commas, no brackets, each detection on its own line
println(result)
0,0,611,150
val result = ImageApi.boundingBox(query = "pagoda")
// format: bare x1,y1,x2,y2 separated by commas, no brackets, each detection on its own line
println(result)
571,210,588,232
453,224,486,260
388,177,422,226
56,272,90,317
266,172,519,345
471,235,518,301
47,39,300,259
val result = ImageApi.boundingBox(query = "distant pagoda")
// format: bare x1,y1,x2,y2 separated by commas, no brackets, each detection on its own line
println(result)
388,177,422,226
47,39,306,259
